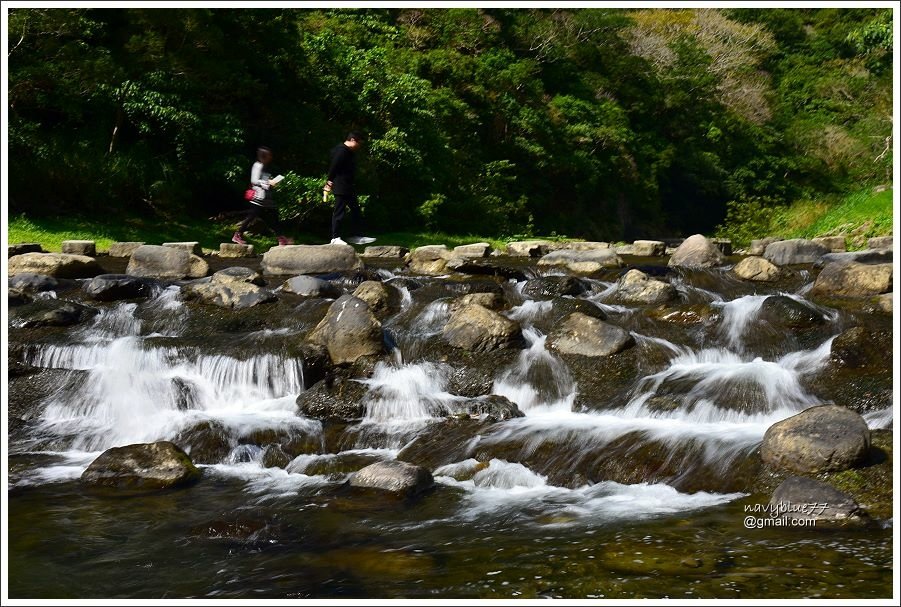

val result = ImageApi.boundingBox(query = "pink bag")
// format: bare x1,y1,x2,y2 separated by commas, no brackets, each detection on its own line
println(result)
244,187,255,201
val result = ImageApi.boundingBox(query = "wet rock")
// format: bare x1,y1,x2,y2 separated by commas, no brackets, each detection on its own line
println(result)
362,245,408,258
732,256,781,282
646,304,718,325
442,279,504,297
810,262,892,298
261,244,363,276
770,476,863,521
83,274,153,301
632,240,666,257
815,249,893,268
450,291,506,312
538,248,622,273
749,237,780,256
182,277,276,309
759,295,824,329
397,420,492,470
443,304,524,352
21,301,99,328
8,243,43,257
506,240,554,257
443,350,521,397
445,257,530,280
547,312,635,357
867,236,893,250
453,242,492,258
8,288,31,306
875,293,892,314
126,245,209,279
760,405,870,474
9,252,103,279
352,281,397,317
238,426,322,459
522,275,588,298
296,368,370,422
407,245,452,275
8,273,58,292
212,266,265,286
173,420,235,464
8,367,87,439
307,295,384,365
107,242,145,258
712,238,733,256
615,269,676,305
61,240,96,257
81,441,201,491
349,460,434,497
457,395,524,422
667,234,725,269
812,236,846,253
763,239,829,266
830,326,882,369
282,275,342,298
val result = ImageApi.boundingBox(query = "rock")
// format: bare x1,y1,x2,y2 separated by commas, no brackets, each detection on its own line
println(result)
875,293,892,313
815,249,893,267
83,274,152,301
763,239,829,266
362,245,409,258
182,276,276,309
748,238,780,256
61,240,96,257
563,241,612,251
21,302,99,328
667,234,725,268
163,241,202,256
732,256,782,282
443,304,524,352
538,248,623,273
444,258,529,280
810,262,892,298
9,289,31,306
522,276,588,299
261,244,363,276
614,244,634,255
126,245,209,279
760,405,870,474
770,476,863,521
173,420,235,464
451,292,506,312
81,441,201,491
218,243,255,258
407,245,453,275
296,371,368,421
452,242,492,258
307,294,383,365
829,326,882,369
349,460,434,497
547,312,635,357
615,269,676,305
712,238,733,256
458,395,524,422
211,266,265,286
352,281,396,317
8,273,58,292
506,240,554,257
282,275,342,298
8,252,103,279
632,240,666,257
812,236,846,253
759,295,824,329
8,243,43,257
107,242,145,258
867,236,893,250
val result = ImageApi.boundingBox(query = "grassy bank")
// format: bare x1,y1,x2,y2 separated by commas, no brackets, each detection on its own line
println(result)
717,187,894,248
7,213,570,254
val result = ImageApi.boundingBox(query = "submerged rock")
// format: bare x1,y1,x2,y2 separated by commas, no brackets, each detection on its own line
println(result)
307,294,384,365
615,269,676,305
763,239,829,266
760,405,870,474
811,261,892,298
349,460,434,497
770,476,863,521
667,234,725,269
9,252,103,279
81,441,201,491
261,244,363,276
443,303,524,352
732,256,781,282
547,312,635,357
83,274,153,301
127,245,209,279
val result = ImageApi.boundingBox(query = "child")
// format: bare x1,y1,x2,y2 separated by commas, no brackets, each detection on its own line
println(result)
233,146,293,246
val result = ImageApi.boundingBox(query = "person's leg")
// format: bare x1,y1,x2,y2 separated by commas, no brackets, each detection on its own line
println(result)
332,195,348,240
265,207,293,245
348,194,362,236
234,205,261,243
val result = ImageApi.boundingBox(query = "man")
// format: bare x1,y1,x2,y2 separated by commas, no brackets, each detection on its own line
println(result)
324,131,376,245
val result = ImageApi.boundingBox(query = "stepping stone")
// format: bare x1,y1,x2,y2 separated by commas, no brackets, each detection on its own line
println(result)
162,241,202,256
812,236,846,253
108,242,145,258
632,240,665,257
362,245,408,258
61,240,96,257
8,243,43,257
218,243,255,258
868,236,893,250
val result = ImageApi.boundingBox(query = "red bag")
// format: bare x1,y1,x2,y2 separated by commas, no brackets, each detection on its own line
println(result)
244,187,256,201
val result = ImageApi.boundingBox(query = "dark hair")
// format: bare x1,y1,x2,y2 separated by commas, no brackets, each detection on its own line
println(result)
347,131,366,143
256,146,272,161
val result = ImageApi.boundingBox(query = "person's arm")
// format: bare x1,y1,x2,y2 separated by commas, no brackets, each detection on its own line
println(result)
251,162,270,189
324,147,346,192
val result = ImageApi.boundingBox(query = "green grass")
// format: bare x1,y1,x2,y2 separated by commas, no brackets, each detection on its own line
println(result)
7,213,575,254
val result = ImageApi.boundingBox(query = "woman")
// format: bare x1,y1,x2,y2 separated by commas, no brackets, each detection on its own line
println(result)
233,146,293,246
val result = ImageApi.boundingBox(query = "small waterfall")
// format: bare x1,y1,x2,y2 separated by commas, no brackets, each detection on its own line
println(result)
77,302,142,341
492,327,576,413
715,294,768,349
505,299,553,323
361,362,459,423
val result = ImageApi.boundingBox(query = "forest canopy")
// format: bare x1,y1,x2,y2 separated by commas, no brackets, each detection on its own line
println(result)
6,7,893,239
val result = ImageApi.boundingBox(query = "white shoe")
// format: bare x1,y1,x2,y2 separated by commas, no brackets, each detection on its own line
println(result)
347,236,376,245
330,237,348,245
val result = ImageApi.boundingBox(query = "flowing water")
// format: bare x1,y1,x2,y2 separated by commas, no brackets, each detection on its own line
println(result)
6,256,893,599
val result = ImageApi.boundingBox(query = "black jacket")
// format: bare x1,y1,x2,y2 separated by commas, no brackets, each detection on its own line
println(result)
327,143,357,195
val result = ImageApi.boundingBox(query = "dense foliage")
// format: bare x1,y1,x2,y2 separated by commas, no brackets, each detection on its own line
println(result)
7,8,893,239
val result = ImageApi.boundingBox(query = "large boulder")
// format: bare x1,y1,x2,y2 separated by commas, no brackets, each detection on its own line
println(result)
307,294,384,364
182,269,276,309
538,248,622,274
352,280,396,317
732,256,781,282
769,477,863,522
760,405,870,474
8,273,59,292
443,304,524,352
763,239,829,266
282,275,342,298
632,240,666,257
615,269,676,305
8,252,102,279
667,234,725,268
407,245,453,275
261,244,363,276
80,441,201,491
810,262,892,298
521,276,588,299
126,245,209,279
547,312,635,357
83,274,153,301
349,460,434,497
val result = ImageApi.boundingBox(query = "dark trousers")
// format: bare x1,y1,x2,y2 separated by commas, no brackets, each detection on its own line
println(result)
331,193,362,239
237,204,284,235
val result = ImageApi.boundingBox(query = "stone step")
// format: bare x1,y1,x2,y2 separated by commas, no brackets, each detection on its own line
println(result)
61,240,96,257
107,242,145,258
868,236,893,250
218,242,255,258
362,245,409,258
8,243,43,257
162,241,202,256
